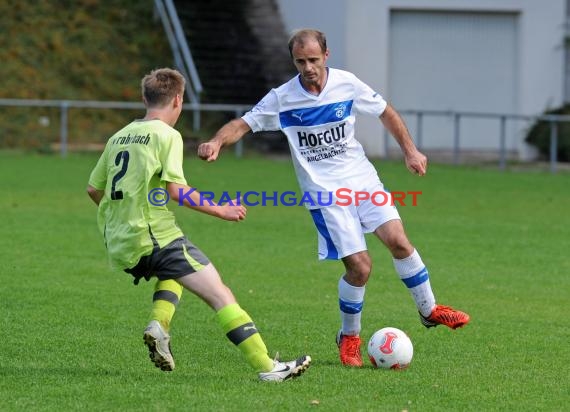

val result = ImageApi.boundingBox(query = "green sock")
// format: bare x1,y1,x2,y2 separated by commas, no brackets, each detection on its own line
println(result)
149,279,183,331
216,303,274,372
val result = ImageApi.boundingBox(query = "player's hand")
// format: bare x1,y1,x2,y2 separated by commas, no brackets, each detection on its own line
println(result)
197,141,221,162
219,200,246,222
405,150,428,176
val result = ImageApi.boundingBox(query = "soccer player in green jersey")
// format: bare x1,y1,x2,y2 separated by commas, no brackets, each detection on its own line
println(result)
87,68,310,381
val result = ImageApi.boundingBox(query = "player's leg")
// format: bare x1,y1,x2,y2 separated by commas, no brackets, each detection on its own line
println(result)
176,263,311,381
143,279,183,371
124,252,179,371
374,219,434,314
310,206,368,367
149,279,183,332
373,219,470,329
176,263,273,371
355,179,469,329
340,251,371,334
336,251,372,367
150,237,276,374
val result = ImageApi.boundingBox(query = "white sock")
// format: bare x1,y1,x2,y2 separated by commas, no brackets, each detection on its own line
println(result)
338,276,365,336
393,249,436,317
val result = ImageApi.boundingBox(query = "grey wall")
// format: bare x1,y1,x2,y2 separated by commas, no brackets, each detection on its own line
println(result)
276,0,347,69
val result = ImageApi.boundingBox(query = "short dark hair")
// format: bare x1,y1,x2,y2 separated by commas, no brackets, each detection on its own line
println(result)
141,68,185,107
288,29,327,57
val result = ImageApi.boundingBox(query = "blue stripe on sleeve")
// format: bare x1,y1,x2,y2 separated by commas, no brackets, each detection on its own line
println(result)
402,268,429,288
279,100,353,128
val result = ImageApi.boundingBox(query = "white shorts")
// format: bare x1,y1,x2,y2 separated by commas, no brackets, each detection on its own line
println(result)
309,180,401,260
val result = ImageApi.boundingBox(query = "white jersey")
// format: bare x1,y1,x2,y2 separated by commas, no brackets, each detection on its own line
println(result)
242,68,387,208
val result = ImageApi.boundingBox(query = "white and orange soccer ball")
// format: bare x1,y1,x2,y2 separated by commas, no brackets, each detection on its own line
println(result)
367,327,413,369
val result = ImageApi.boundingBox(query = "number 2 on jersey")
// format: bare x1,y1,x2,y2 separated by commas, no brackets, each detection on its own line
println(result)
111,150,130,200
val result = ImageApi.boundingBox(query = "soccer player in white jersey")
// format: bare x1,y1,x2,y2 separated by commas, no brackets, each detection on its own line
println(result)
198,29,470,367
87,68,310,380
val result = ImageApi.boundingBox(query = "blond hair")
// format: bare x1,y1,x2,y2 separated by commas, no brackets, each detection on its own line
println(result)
141,68,185,107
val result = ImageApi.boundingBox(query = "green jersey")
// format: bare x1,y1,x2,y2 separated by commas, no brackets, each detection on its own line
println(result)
88,119,187,270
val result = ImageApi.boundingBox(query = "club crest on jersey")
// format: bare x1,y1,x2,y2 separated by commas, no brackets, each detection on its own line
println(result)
334,104,346,119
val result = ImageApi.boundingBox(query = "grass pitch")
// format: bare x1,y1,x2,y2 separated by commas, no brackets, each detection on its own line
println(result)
1,151,568,411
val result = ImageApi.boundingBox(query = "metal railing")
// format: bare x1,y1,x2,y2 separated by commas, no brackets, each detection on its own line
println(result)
154,0,203,128
389,109,570,174
0,98,250,158
0,98,568,173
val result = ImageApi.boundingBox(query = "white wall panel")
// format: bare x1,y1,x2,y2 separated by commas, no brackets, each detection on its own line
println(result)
389,10,518,150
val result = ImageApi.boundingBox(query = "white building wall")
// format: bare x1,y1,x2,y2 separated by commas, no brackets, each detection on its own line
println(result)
277,0,566,160
276,0,347,69
388,10,519,152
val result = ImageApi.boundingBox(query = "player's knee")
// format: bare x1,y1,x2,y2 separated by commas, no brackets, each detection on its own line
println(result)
347,258,372,284
342,251,373,286
387,236,414,258
357,262,372,280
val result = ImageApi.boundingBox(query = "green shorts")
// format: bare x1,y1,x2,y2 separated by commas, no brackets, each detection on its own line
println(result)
124,236,210,285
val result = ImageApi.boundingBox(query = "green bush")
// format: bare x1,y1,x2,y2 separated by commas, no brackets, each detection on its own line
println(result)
0,1,183,150
525,104,570,162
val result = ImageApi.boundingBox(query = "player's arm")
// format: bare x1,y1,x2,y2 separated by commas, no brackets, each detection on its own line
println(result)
87,185,104,205
380,104,427,176
87,148,109,205
166,182,246,222
198,118,251,162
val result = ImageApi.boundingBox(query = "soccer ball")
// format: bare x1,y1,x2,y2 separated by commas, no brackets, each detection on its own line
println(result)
367,327,413,369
